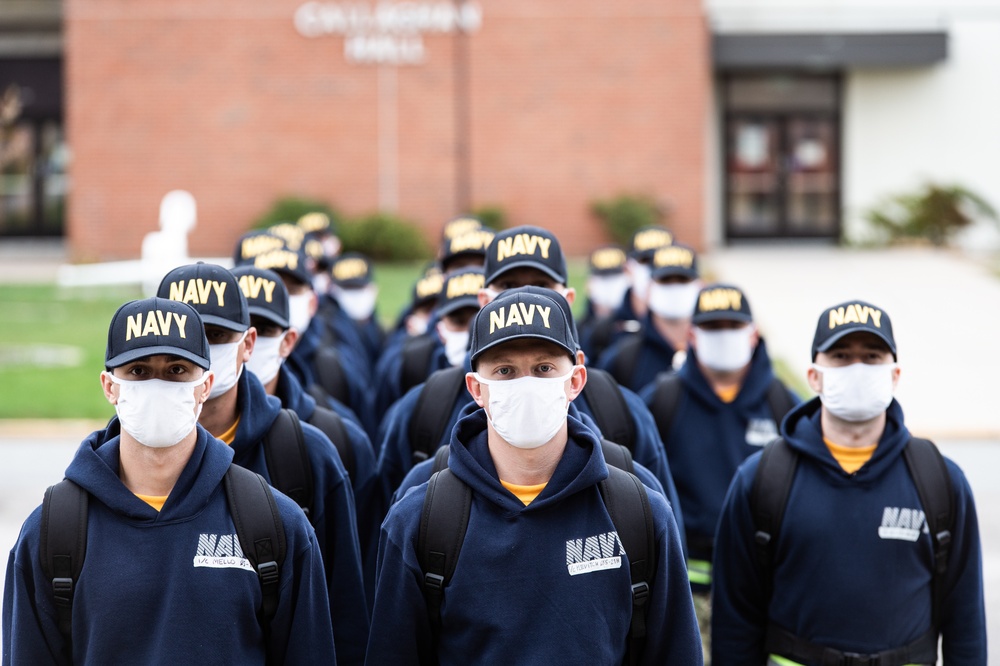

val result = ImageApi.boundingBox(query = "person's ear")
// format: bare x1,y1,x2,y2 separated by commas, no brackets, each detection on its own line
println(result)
566,364,587,402
807,364,823,394
198,371,215,404
465,372,486,408
308,291,319,317
891,364,901,390
100,371,117,405
749,324,760,349
477,289,491,308
241,327,257,363
562,287,576,306
279,328,299,358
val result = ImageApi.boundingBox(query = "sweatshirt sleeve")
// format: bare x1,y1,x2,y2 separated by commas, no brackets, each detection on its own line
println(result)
365,496,435,665
639,488,704,665
268,505,338,664
711,456,769,666
939,461,987,665
3,514,70,666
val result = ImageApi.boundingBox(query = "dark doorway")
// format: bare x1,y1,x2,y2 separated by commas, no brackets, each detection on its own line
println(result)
722,74,840,240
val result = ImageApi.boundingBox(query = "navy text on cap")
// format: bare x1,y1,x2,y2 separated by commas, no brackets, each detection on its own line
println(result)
484,225,567,286
232,265,290,329
692,284,752,325
158,263,250,332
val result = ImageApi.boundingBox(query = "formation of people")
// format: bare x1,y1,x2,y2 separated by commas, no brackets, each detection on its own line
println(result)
2,212,987,664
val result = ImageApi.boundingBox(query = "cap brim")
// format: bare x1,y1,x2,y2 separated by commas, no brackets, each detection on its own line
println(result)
247,305,289,329
652,266,698,281
815,327,897,357
692,311,753,326
437,296,480,318
199,314,249,332
470,333,575,364
106,345,210,370
485,261,566,287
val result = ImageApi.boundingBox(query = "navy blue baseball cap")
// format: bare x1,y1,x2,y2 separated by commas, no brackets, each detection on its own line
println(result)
330,252,374,288
437,267,485,318
157,263,250,332
629,225,674,262
411,264,445,308
588,244,627,276
105,297,211,370
440,227,495,270
504,286,580,352
441,215,483,240
233,229,287,265
484,225,567,286
812,300,896,360
247,246,312,286
231,265,290,329
692,284,753,325
650,243,698,281
469,290,576,366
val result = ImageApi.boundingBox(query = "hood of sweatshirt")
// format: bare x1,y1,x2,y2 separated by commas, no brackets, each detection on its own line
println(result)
64,425,234,522
229,369,284,463
779,395,911,482
447,409,609,514
680,336,777,414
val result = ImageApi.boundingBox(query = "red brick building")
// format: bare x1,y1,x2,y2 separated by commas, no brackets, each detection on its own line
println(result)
61,0,710,260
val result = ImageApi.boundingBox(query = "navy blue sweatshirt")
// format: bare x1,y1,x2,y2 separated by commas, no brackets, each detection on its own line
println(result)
712,398,986,665
639,339,798,575
274,365,381,606
227,370,370,665
596,313,680,394
367,410,703,665
2,427,336,665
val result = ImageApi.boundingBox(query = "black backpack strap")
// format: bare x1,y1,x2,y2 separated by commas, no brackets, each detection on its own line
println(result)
903,437,954,630
599,466,655,666
307,405,354,482
749,438,799,597
610,333,644,388
263,409,315,517
582,368,636,451
430,445,450,475
765,378,797,426
313,346,350,405
408,366,468,465
650,372,684,448
40,479,88,654
417,469,473,648
600,438,635,475
225,464,287,634
401,333,440,395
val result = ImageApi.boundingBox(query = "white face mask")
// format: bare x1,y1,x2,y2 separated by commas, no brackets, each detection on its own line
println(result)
107,373,209,448
473,368,576,449
208,331,247,399
695,326,755,372
406,312,430,336
288,293,314,333
246,332,286,385
628,259,652,301
813,362,896,422
648,281,700,320
335,285,378,321
311,272,331,296
587,274,630,311
437,321,470,367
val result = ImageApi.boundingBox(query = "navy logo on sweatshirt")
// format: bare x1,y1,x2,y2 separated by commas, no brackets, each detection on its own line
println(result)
566,531,625,576
878,507,928,542
194,533,254,571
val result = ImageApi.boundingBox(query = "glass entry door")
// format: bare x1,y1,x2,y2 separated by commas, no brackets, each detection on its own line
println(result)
722,75,841,240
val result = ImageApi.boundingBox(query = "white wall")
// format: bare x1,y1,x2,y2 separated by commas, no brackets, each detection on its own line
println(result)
844,16,1000,250
706,1,1000,249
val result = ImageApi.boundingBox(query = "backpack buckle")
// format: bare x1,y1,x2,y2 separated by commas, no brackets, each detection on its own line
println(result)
754,530,772,546
257,560,279,587
630,581,650,607
52,577,74,604
424,572,445,591
841,653,879,666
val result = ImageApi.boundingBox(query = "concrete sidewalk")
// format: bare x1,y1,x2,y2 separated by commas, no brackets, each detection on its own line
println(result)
705,245,1000,438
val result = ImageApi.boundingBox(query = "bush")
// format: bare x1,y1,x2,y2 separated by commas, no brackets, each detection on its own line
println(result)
590,193,667,246
340,212,432,261
469,204,507,231
253,196,339,230
865,183,998,247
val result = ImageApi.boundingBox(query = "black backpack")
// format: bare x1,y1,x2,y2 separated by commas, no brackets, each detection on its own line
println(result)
40,464,286,659
400,333,441,397
309,346,350,406
750,436,954,664
650,373,797,448
609,333,645,388
417,461,655,666
409,366,639,466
